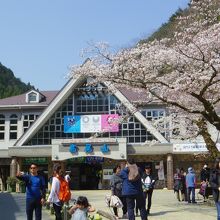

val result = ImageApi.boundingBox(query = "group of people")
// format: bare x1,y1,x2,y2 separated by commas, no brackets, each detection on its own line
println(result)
110,159,157,220
173,160,220,220
173,164,211,204
173,167,198,203
15,157,220,220
16,163,95,220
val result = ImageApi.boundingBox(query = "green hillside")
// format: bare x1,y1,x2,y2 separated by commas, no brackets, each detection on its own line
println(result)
139,8,188,44
139,0,220,44
0,63,34,99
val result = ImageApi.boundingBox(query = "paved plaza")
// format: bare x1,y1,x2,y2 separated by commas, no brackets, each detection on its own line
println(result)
0,192,52,220
72,190,216,220
0,189,217,220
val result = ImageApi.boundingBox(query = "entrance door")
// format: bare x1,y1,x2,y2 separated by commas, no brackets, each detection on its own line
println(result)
68,163,102,190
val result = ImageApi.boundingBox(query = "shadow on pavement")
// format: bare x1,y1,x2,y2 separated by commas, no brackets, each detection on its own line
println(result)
150,210,178,216
0,192,20,220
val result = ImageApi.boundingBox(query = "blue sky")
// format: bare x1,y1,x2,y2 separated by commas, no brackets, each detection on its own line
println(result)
0,0,189,91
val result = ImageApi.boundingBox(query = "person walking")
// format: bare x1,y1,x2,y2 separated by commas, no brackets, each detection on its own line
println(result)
173,168,183,202
200,163,210,182
47,164,64,220
180,168,187,201
120,158,148,220
16,163,46,220
186,167,197,204
210,158,220,220
141,164,157,214
110,164,127,219
200,163,211,201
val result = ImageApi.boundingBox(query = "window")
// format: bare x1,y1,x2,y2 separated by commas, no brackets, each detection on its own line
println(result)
10,114,17,140
23,114,39,132
0,114,5,140
28,92,37,102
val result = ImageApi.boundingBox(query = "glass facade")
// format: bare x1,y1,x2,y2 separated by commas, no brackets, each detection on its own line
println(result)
26,85,166,145
23,114,39,132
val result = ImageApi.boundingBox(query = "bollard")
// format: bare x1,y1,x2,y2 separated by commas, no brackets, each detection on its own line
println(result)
63,203,68,220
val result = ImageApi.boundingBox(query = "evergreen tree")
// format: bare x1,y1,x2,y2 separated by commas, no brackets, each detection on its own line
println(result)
0,63,34,99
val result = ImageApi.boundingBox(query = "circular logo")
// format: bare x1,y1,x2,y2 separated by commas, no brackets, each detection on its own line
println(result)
82,116,89,123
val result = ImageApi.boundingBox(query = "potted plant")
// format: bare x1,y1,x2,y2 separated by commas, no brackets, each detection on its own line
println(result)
6,176,17,192
17,179,26,193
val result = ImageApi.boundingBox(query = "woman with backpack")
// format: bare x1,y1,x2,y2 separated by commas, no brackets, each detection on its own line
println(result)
110,164,127,219
47,163,71,220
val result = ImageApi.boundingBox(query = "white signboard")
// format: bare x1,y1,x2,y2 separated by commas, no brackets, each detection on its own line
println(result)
81,115,101,132
103,169,113,180
173,143,220,152
158,160,165,180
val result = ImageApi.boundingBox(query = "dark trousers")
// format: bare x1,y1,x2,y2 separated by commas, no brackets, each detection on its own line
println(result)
113,196,127,216
53,203,62,220
187,187,195,202
216,202,220,220
143,189,153,211
126,194,148,220
26,198,42,220
136,190,153,214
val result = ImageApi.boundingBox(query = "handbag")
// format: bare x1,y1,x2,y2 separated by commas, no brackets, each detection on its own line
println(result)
109,195,123,208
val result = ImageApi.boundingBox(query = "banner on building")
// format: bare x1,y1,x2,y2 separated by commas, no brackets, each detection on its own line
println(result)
173,143,220,152
64,114,119,133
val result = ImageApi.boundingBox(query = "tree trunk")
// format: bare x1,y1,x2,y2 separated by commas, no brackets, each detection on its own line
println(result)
196,118,220,159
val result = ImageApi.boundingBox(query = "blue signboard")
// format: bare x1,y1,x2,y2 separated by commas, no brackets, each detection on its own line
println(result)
86,156,104,163
69,144,78,154
64,116,81,133
100,144,110,153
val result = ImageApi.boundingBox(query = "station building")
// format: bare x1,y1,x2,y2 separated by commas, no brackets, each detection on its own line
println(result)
0,75,214,190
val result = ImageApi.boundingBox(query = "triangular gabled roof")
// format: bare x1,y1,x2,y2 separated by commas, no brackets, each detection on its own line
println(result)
15,75,168,146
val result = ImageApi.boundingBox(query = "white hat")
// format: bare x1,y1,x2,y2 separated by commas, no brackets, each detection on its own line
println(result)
204,164,208,168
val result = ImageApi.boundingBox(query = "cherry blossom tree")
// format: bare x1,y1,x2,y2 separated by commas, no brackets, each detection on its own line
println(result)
71,0,220,157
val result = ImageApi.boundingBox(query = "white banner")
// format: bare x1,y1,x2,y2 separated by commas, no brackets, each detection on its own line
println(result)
173,143,220,152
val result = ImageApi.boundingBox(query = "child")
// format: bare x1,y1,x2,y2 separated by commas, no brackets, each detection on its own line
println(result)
69,196,95,220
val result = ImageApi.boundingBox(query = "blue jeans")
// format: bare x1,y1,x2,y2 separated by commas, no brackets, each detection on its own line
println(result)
26,198,42,220
187,187,195,203
126,194,148,220
216,202,220,220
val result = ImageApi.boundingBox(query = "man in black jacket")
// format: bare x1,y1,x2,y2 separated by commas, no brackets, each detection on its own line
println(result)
200,164,210,182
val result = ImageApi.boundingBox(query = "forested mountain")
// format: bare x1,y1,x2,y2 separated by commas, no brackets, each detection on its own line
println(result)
0,63,34,99
139,8,187,44
138,8,188,44
139,0,219,44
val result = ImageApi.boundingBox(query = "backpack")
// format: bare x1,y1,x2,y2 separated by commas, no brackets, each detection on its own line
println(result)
128,164,141,182
105,195,123,208
115,180,122,191
57,177,71,202
110,195,123,208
